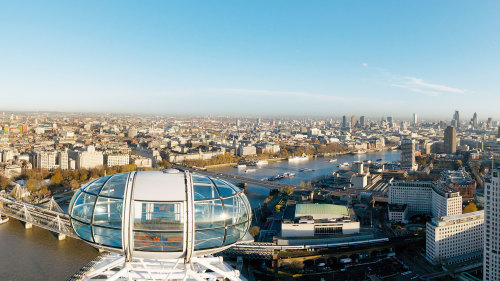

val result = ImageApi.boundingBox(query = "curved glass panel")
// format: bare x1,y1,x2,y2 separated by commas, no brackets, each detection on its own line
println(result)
237,195,250,223
193,175,219,200
133,231,183,252
195,229,224,250
69,189,82,212
194,199,225,229
83,176,111,195
224,223,247,245
240,192,250,207
93,197,123,228
72,220,93,242
134,202,184,231
211,178,236,197
239,192,251,217
71,192,97,223
93,226,122,248
99,173,128,198
223,196,248,225
69,172,252,253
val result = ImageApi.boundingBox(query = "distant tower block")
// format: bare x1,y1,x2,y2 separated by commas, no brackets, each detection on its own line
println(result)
400,139,417,171
444,126,457,154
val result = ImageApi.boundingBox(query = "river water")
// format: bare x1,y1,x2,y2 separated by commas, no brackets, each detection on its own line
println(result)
0,150,400,280
210,150,401,187
0,219,99,281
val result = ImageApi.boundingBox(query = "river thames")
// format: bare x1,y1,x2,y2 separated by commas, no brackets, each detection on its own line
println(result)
0,150,400,280
210,150,401,187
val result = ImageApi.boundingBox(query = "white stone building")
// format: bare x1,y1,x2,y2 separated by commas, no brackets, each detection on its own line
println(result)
106,154,130,167
134,158,153,168
77,146,104,169
35,151,58,170
426,211,483,264
281,204,359,237
237,145,256,156
388,181,462,223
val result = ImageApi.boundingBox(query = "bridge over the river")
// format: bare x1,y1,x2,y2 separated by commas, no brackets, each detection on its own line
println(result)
0,192,76,240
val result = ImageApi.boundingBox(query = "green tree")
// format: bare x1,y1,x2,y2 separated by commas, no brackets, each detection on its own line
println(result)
39,185,51,197
70,179,80,189
25,169,37,179
159,159,172,168
26,179,39,192
90,168,101,179
281,185,294,195
51,172,63,185
79,169,89,181
463,202,478,213
0,175,10,190
120,164,137,173
249,226,260,238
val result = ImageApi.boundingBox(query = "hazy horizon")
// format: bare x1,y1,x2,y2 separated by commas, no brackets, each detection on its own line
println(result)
1,1,499,119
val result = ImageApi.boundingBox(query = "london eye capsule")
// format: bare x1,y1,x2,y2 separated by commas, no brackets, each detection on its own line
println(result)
68,169,252,261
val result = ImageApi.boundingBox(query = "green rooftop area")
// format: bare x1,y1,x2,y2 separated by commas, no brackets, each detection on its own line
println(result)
295,204,349,217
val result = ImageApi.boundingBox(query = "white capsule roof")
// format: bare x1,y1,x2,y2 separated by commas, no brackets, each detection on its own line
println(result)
69,170,252,261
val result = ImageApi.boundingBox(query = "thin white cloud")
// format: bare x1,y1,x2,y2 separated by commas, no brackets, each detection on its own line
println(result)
403,77,465,94
363,64,470,96
390,83,441,97
390,77,467,96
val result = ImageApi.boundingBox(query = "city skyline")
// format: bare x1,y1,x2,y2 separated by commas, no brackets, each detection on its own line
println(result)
1,1,500,118
0,109,496,124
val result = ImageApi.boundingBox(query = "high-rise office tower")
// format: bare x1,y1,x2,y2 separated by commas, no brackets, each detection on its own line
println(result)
454,110,460,129
472,112,478,129
487,117,492,128
360,116,365,128
413,113,418,125
483,169,500,280
444,126,457,154
342,115,347,128
351,115,355,129
387,116,393,127
400,121,407,131
400,138,417,171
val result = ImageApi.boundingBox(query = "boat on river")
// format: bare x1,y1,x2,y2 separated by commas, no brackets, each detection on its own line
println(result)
256,160,268,166
299,168,314,172
268,174,284,181
288,156,309,162
337,162,350,169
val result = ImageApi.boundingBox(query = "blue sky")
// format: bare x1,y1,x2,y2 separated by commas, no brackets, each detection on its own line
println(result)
1,1,499,120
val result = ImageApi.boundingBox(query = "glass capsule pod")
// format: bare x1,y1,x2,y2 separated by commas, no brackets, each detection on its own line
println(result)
69,169,252,260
